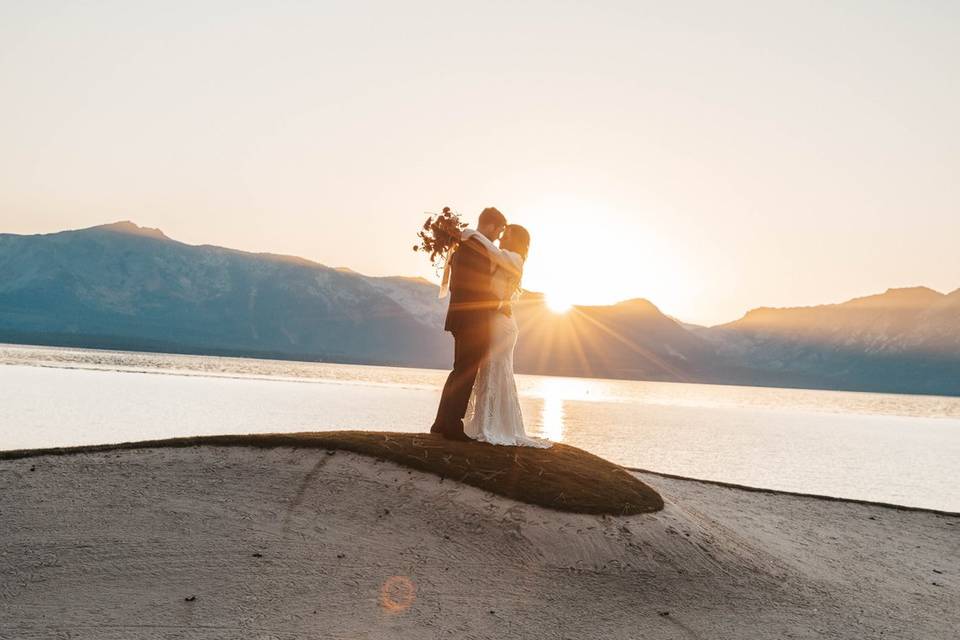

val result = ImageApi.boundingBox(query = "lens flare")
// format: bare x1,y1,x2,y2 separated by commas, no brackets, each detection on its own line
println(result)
379,575,416,613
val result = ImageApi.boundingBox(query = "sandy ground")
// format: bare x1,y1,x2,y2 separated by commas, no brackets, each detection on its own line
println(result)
1,446,958,639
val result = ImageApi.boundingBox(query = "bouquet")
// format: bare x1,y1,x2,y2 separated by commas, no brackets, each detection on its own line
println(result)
413,207,467,272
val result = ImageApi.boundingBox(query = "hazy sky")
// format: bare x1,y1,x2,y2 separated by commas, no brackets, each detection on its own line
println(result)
2,1,958,325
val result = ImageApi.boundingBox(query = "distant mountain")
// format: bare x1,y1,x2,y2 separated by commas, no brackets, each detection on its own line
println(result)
513,296,720,382
704,287,960,395
0,221,452,367
1,222,958,396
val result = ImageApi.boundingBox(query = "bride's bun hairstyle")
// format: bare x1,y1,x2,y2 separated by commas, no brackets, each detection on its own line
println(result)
501,224,530,261
478,207,507,229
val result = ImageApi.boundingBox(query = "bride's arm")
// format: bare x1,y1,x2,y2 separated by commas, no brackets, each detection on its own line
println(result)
462,230,523,275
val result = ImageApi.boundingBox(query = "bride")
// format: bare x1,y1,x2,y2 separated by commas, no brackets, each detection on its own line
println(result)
457,224,552,448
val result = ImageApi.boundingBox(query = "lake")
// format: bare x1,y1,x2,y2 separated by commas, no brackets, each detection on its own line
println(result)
2,342,958,512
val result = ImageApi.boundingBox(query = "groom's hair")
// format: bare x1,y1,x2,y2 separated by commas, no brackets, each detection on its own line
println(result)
478,207,506,229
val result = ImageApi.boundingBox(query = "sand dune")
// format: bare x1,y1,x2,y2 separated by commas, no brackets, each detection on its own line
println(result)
2,445,958,639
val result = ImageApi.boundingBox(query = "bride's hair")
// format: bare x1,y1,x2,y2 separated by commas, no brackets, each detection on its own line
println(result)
500,224,530,298
500,224,530,261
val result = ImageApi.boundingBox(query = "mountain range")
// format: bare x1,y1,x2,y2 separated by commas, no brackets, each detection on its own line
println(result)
1,221,958,396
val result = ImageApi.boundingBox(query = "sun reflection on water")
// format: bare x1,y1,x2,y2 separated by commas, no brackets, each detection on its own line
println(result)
528,376,604,443
540,394,565,442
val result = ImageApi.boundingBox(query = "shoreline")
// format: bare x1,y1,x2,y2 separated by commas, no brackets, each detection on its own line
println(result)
626,466,960,518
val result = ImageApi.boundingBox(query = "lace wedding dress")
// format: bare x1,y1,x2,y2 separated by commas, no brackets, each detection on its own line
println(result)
461,234,552,448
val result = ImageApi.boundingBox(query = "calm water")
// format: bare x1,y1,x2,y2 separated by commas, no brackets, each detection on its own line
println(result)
2,343,959,512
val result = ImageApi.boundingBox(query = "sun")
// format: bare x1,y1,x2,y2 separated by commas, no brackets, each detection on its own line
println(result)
545,291,574,314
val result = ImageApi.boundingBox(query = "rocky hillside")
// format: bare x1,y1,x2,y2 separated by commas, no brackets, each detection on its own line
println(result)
0,221,452,368
705,287,960,395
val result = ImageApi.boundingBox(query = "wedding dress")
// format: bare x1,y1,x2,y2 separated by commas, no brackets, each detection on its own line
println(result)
461,232,552,448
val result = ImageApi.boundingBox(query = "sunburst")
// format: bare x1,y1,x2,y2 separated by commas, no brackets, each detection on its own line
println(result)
545,291,574,314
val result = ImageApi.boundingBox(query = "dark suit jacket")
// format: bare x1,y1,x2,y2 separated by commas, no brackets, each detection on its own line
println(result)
444,235,497,333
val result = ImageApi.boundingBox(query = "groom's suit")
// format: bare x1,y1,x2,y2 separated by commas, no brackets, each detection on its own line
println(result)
432,234,499,438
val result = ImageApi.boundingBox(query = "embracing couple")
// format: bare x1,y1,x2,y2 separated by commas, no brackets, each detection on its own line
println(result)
430,207,551,448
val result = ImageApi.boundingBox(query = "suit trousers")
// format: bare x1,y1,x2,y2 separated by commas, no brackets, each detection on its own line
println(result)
432,321,491,436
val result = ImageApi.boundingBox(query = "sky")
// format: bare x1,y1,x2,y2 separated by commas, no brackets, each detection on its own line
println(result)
1,1,958,325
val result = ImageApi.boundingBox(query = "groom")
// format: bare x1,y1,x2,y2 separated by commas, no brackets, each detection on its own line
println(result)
430,207,507,440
